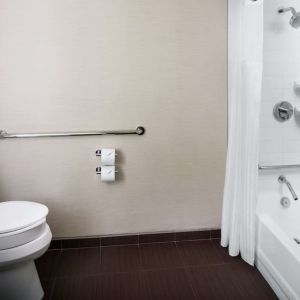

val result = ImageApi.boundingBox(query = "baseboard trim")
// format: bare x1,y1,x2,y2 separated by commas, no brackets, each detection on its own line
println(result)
49,229,221,249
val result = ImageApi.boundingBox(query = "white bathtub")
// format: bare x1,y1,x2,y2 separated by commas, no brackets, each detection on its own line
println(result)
256,199,300,300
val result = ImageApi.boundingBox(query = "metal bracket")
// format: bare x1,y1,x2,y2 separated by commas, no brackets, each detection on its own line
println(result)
95,150,118,157
96,167,118,175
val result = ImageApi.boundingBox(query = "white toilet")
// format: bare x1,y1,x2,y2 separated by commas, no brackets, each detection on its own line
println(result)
0,201,52,300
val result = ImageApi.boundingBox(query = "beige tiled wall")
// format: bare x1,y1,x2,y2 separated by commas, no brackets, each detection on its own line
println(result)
0,0,227,237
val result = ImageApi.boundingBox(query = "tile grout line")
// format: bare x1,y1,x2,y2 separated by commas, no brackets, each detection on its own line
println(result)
50,238,218,251
48,277,57,300
183,266,198,300
48,260,244,281
50,229,221,249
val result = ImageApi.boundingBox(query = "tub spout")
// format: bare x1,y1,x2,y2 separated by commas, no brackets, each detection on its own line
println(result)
278,175,298,200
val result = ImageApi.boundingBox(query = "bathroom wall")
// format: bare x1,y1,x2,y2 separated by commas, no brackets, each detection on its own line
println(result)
259,0,300,208
0,0,227,237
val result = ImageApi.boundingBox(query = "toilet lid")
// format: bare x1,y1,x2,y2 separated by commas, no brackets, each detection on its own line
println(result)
0,201,48,234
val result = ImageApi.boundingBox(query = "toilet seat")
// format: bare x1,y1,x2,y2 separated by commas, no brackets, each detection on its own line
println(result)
0,201,51,300
0,201,48,234
0,223,52,268
0,220,47,250
0,201,49,250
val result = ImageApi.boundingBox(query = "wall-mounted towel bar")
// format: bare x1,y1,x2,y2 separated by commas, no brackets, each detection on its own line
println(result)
258,164,300,170
0,126,145,139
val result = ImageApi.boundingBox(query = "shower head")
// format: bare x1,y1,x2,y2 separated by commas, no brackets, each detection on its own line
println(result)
278,7,300,29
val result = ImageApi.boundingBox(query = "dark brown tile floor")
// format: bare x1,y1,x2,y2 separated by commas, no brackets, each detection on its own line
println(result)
36,239,278,300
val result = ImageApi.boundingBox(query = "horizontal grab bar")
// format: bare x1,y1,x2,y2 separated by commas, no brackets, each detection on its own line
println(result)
0,126,145,139
258,164,300,170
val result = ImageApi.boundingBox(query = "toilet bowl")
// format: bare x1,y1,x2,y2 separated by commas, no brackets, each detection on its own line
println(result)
0,201,52,300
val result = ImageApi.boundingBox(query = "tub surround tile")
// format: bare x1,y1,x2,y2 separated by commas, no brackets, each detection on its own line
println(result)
261,1,300,173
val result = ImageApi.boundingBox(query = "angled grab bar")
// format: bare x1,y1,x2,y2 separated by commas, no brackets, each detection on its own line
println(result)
278,175,298,201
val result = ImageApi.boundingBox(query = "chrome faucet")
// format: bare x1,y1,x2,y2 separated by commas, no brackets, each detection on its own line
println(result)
278,175,298,200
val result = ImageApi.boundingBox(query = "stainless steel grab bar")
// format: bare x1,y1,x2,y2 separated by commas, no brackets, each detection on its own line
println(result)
258,164,300,170
0,126,145,139
278,175,298,200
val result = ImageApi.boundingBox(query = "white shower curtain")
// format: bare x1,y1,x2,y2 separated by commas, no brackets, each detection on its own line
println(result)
221,0,263,265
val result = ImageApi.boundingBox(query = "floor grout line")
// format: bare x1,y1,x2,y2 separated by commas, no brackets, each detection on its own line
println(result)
49,237,222,251
49,234,221,250
39,242,276,300
42,259,245,283
183,267,198,300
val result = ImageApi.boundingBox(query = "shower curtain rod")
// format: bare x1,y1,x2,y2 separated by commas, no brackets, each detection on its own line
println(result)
0,126,145,139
